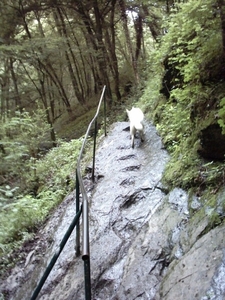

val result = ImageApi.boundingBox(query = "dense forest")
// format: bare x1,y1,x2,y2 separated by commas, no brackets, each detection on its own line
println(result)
1,0,225,277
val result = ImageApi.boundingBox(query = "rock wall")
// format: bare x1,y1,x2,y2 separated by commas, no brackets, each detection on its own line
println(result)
1,121,225,300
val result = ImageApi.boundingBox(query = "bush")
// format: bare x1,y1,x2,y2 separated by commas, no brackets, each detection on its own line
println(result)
141,0,225,191
0,136,82,260
0,109,52,193
34,139,82,193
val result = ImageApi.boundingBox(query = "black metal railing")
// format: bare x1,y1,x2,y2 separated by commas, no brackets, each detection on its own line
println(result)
30,85,107,300
76,85,107,299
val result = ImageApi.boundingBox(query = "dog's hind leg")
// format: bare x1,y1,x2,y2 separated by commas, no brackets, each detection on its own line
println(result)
140,130,144,142
130,127,136,148
131,134,135,148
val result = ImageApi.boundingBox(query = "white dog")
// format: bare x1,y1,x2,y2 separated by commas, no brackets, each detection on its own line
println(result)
126,107,144,148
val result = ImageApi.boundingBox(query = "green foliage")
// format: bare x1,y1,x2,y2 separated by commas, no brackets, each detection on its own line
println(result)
141,0,225,191
139,55,165,119
0,186,19,206
218,97,225,134
0,137,82,265
159,0,222,84
132,2,225,223
0,194,55,244
34,139,82,193
0,191,63,275
0,106,84,266
1,0,225,279
0,109,51,187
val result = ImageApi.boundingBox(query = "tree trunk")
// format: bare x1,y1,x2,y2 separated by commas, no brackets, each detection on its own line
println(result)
119,0,139,84
65,12,91,97
107,0,121,101
0,60,10,119
134,15,143,62
21,6,72,115
74,0,112,103
9,58,22,113
218,0,225,59
92,0,112,104
55,8,86,104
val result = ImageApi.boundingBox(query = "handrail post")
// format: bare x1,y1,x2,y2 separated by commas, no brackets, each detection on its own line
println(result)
104,88,107,137
83,257,91,300
82,196,89,259
91,118,98,182
81,189,91,299
75,169,81,256
30,208,82,300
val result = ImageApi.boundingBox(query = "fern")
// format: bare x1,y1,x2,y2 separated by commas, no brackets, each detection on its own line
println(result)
218,97,225,134
141,0,225,190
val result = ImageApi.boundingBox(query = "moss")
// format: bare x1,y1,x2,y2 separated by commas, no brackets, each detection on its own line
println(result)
188,188,225,238
142,78,225,192
136,0,225,198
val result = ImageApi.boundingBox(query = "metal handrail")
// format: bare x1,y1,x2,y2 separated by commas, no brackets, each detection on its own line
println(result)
30,86,107,300
76,85,106,258
30,208,82,300
76,85,107,299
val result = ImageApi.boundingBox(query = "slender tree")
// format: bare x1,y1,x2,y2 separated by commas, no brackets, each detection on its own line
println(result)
9,58,22,113
218,0,225,59
119,0,139,84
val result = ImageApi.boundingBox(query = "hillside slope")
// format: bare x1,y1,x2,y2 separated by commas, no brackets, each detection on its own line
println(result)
1,121,225,300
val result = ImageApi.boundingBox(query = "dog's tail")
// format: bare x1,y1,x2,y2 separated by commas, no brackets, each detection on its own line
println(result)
134,122,143,131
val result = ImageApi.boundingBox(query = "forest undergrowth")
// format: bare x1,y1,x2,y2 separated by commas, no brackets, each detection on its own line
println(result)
1,0,225,279
140,0,225,234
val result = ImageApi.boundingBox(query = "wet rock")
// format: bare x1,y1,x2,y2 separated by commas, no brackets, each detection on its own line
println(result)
121,165,141,172
140,179,155,190
2,121,225,300
190,195,202,211
159,225,225,300
117,154,136,160
168,188,189,216
203,254,225,300
119,177,136,186
1,121,168,300
216,188,225,218
119,189,145,209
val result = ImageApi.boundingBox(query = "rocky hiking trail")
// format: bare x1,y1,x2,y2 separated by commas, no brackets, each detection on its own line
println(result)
1,121,225,300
